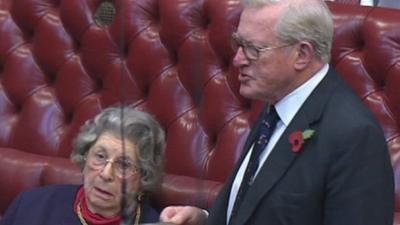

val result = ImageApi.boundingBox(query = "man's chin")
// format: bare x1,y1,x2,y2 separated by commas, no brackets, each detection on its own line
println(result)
239,88,256,100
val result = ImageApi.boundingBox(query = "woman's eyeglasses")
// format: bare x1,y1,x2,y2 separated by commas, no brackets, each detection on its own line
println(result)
85,151,140,179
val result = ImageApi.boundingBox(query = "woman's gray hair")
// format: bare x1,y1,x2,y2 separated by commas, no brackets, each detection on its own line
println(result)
241,0,334,62
71,107,166,193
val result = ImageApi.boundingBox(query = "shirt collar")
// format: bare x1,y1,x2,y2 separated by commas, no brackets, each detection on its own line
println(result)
275,64,329,126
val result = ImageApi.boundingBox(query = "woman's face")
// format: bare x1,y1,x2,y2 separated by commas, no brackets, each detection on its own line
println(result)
82,132,140,217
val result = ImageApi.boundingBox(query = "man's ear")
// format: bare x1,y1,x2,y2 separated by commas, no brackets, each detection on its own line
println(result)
293,41,315,70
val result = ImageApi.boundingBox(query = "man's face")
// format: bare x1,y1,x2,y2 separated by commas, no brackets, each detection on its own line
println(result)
233,5,297,104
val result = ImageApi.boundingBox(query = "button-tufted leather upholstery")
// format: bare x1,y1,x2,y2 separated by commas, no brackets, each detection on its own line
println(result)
0,0,399,223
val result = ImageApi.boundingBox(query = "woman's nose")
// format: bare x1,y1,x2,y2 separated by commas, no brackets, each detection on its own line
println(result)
99,161,115,181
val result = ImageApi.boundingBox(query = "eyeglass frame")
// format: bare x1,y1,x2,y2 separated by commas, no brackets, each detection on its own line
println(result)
84,150,141,179
231,32,295,61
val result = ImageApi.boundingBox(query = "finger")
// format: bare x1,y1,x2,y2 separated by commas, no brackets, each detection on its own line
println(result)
160,208,176,220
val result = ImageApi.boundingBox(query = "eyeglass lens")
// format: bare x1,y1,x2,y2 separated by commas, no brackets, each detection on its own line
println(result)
87,152,138,178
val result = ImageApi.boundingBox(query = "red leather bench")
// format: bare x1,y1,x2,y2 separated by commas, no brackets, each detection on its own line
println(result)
0,0,399,223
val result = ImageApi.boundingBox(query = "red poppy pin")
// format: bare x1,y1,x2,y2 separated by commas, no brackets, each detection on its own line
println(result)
289,129,315,153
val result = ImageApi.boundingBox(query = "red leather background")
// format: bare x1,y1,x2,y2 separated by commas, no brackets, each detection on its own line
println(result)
0,0,399,223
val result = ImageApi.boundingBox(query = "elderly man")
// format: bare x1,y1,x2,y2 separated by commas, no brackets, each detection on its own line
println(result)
160,0,394,225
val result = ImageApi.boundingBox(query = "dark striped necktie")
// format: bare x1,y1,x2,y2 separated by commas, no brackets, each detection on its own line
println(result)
229,106,280,224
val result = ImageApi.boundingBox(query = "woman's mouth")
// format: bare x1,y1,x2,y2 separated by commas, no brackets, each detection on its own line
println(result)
94,187,114,200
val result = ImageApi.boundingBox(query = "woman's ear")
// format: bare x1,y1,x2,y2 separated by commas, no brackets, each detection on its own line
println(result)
293,41,315,71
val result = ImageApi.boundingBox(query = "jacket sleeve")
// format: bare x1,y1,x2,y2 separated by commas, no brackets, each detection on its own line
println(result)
0,193,24,225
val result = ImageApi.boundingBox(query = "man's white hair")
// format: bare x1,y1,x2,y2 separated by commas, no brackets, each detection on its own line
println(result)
240,0,333,62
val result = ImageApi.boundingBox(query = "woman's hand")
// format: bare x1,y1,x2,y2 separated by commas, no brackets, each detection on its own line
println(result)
160,206,208,225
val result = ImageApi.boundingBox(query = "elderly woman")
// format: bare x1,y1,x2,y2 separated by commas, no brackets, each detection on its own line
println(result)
0,107,165,225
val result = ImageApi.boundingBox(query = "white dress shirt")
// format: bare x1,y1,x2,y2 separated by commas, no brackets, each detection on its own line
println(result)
360,0,374,6
226,64,329,223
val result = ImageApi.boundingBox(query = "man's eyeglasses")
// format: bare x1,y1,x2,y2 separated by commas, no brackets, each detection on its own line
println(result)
231,32,294,61
85,151,140,179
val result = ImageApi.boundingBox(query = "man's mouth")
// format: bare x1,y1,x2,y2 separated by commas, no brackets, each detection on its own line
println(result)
238,73,251,82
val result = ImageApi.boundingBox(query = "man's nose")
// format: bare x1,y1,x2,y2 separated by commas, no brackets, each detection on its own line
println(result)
232,47,250,67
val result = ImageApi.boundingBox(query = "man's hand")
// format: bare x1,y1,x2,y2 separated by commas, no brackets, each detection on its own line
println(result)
160,206,208,225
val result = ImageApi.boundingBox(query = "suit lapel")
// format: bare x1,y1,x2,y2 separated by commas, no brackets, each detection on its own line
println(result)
224,107,269,196
233,68,341,225
210,109,267,224
207,108,267,225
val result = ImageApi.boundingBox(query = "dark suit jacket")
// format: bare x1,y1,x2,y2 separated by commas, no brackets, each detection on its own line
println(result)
207,68,394,225
0,184,159,225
